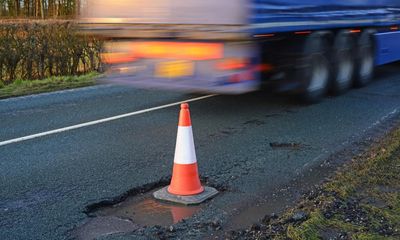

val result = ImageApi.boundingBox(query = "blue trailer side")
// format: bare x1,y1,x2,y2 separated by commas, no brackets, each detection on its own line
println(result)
375,31,400,65
250,0,400,34
250,0,400,67
247,0,400,102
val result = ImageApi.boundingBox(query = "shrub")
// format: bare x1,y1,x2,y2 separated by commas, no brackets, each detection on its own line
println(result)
0,20,103,84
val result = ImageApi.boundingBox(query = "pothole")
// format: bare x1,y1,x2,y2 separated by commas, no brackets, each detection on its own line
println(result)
74,189,203,240
94,190,202,226
74,177,225,240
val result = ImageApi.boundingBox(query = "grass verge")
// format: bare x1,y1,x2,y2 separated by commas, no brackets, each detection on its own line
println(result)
230,125,400,239
0,72,100,99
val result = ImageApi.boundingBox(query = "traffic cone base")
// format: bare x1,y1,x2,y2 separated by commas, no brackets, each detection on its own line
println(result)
153,103,218,205
154,186,218,206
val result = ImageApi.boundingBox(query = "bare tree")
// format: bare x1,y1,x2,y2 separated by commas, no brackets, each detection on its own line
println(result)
0,0,79,18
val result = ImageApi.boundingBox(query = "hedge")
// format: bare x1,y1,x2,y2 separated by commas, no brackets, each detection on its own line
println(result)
0,20,102,84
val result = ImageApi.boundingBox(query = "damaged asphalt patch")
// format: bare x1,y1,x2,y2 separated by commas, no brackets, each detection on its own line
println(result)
74,176,228,239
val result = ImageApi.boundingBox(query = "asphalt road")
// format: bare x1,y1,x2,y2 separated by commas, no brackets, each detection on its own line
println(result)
1,65,400,240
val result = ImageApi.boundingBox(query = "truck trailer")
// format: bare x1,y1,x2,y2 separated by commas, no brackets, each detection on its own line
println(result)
79,0,400,102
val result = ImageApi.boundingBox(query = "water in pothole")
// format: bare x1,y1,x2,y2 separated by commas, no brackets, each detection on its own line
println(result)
74,189,202,240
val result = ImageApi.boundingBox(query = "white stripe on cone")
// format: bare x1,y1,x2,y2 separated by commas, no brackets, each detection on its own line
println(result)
173,126,197,165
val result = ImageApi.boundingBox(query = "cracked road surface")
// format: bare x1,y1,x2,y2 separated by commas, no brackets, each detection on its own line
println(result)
1,65,400,239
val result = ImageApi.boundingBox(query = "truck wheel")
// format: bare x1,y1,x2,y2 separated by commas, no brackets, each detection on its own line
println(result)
354,31,375,87
297,33,330,103
331,31,355,95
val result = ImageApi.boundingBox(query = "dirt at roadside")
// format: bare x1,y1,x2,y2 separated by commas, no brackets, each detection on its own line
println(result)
227,125,400,240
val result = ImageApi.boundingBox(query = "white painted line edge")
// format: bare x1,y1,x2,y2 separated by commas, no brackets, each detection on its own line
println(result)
0,94,217,147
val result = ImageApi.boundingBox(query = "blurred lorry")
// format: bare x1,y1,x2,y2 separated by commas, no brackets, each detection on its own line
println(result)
79,0,400,102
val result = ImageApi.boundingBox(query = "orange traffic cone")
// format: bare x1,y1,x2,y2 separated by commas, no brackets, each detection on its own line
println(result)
168,103,204,195
153,103,218,205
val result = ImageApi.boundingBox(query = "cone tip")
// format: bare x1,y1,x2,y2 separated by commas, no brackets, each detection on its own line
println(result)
179,103,191,126
181,103,189,110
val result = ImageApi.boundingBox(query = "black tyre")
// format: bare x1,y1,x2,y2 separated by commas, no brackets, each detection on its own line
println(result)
331,31,355,95
296,33,331,103
354,31,375,87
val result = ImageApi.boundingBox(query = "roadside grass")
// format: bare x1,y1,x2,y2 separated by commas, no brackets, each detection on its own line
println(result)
0,72,100,99
284,127,400,239
231,125,400,239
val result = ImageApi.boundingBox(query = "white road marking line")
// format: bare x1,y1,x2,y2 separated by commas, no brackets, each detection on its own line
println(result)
0,94,217,147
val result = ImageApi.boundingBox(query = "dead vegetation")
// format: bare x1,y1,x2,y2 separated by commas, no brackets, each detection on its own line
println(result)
0,20,102,85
